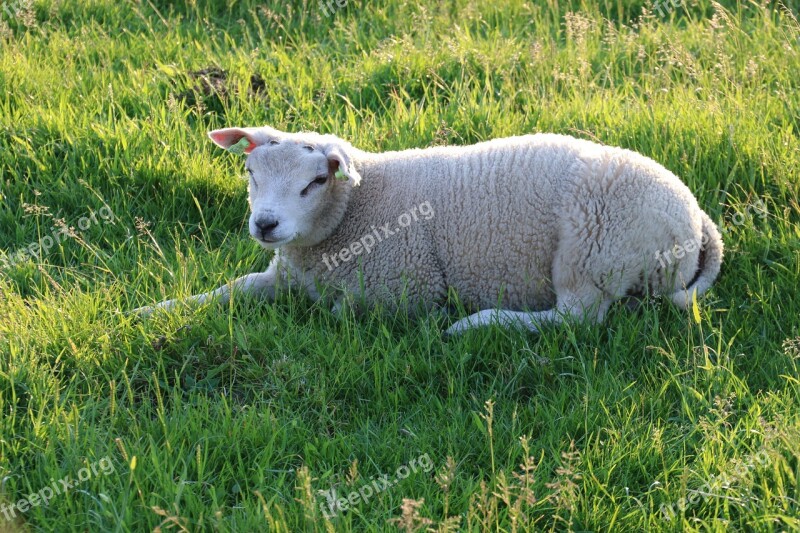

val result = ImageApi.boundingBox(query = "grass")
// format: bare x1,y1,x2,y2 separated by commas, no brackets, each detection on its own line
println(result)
0,0,799,530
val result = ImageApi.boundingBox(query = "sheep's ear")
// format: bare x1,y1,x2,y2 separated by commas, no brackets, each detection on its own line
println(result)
325,145,361,186
207,127,281,154
208,128,259,153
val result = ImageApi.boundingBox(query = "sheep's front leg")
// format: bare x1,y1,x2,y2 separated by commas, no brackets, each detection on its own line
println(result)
134,261,283,317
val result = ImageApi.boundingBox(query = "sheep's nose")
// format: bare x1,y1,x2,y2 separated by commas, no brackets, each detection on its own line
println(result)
254,217,279,239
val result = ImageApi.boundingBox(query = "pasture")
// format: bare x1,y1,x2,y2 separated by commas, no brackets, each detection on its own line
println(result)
0,0,799,530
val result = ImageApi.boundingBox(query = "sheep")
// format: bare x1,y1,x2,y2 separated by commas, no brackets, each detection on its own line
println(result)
134,126,723,335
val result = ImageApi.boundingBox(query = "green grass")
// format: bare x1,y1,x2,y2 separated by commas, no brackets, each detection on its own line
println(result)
1,0,799,531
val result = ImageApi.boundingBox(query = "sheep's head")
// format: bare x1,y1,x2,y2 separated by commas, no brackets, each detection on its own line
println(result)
208,126,361,249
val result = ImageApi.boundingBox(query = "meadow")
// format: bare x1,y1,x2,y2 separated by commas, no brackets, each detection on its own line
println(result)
1,0,799,530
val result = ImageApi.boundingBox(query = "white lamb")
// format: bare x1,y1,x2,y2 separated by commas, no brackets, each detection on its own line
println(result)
135,126,723,335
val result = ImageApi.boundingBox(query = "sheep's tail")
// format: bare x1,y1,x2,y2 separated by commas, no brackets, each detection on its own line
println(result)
670,210,724,309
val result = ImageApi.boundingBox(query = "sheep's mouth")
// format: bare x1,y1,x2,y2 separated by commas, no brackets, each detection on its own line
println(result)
253,234,295,248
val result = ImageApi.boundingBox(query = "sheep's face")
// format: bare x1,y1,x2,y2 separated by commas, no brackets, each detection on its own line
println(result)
245,142,342,248
207,127,362,250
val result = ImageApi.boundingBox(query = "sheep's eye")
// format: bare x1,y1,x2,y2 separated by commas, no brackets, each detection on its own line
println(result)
246,168,257,188
300,175,329,197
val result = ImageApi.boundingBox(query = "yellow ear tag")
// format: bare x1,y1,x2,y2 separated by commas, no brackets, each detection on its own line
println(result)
335,169,347,180
229,137,251,155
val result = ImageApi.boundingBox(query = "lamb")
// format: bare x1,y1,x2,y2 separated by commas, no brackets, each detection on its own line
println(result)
135,126,723,335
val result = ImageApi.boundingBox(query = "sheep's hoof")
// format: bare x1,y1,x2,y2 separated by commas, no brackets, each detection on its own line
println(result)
131,299,177,318
131,305,156,318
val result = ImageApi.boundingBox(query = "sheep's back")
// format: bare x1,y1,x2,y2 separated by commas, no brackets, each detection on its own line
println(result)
359,134,595,310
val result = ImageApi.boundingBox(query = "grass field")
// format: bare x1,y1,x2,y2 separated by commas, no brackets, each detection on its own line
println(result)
1,0,799,531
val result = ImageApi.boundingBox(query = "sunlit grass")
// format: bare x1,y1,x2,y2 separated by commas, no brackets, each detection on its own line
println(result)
0,0,799,530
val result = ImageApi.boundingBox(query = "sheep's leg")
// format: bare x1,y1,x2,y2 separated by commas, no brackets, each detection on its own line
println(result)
133,261,282,317
445,308,558,335
445,289,611,336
